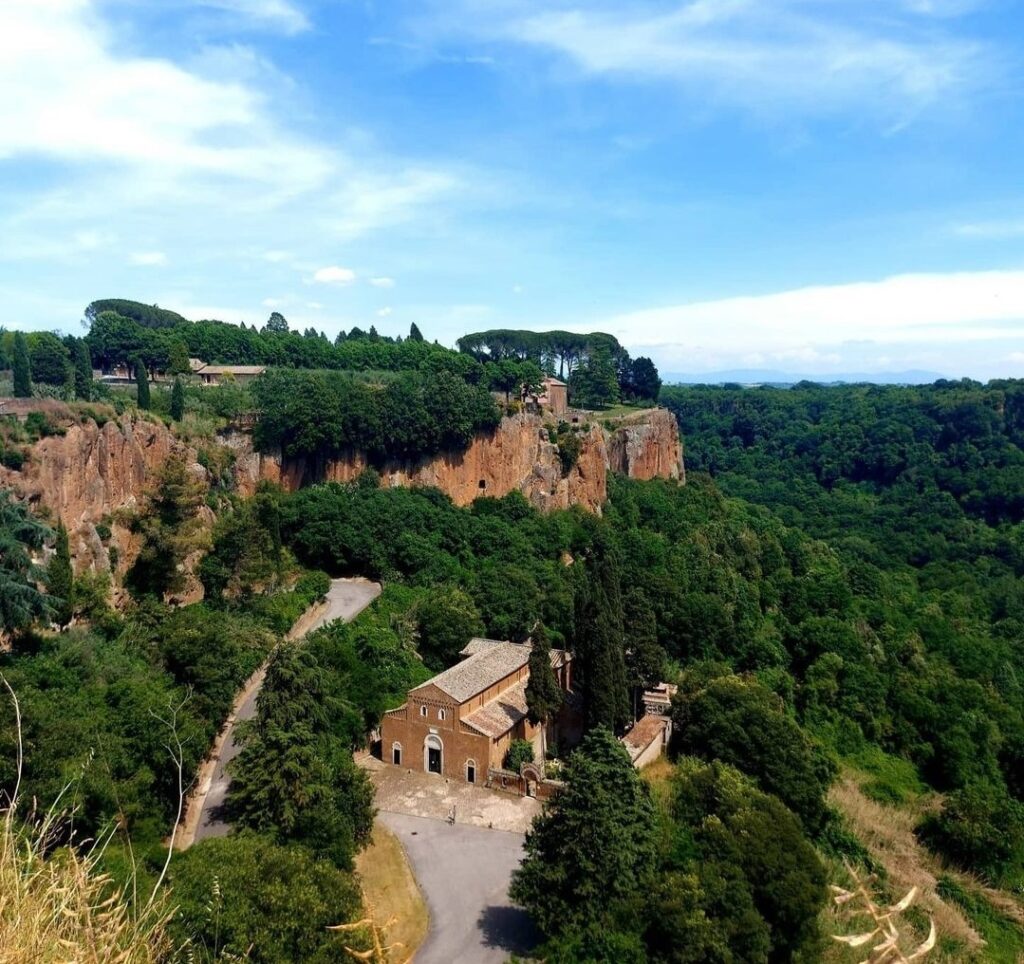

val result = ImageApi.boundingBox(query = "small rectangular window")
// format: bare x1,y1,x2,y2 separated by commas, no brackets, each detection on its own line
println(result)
393,746,402,766
419,705,427,717
438,708,446,721
467,764,476,784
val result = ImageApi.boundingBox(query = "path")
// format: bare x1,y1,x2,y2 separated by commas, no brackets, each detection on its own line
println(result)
182,577,381,846
379,812,538,964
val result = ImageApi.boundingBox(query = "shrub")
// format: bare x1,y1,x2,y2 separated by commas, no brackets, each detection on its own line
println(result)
505,739,536,772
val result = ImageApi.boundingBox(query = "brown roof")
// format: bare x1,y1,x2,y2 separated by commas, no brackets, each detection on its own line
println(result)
542,377,567,387
413,640,530,703
621,715,669,760
462,680,529,738
198,365,266,376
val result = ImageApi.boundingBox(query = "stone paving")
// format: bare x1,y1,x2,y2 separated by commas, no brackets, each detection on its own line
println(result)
356,752,542,834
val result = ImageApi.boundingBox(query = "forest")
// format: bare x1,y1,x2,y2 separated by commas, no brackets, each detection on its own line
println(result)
2,314,1023,962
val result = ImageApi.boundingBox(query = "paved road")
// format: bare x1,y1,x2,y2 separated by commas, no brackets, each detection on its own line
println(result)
379,812,538,964
193,578,381,843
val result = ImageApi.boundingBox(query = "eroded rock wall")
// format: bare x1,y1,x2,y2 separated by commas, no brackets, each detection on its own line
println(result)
230,408,684,512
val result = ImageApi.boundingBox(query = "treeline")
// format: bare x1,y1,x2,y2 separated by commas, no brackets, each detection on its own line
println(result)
251,368,500,462
458,327,662,404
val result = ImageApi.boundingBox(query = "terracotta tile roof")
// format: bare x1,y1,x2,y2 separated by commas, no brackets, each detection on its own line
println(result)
413,640,530,703
462,680,530,738
620,715,669,761
197,365,266,376
460,637,508,656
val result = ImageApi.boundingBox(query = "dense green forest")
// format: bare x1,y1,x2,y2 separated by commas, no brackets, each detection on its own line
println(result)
3,332,1024,961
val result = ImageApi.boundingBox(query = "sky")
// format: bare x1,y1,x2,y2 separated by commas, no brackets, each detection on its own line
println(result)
2,0,1024,379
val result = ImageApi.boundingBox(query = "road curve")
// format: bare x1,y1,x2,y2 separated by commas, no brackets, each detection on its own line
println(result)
191,577,382,844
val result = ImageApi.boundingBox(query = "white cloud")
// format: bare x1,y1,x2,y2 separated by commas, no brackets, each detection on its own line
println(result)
192,0,310,35
377,306,393,317
262,250,293,263
434,0,988,121
130,251,167,266
262,296,285,307
312,265,357,285
370,276,396,288
954,219,1024,239
589,269,1024,369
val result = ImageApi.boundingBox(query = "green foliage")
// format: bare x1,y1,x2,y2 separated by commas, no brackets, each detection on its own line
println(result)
510,728,658,943
0,490,51,631
169,377,185,420
12,332,31,397
28,332,70,386
935,876,1024,963
555,424,582,476
672,671,836,832
414,584,483,670
569,345,621,409
133,358,150,410
126,454,209,599
917,782,1024,883
228,647,375,868
71,338,93,400
505,739,536,772
525,625,564,726
168,834,365,963
252,368,500,464
46,521,73,626
85,299,187,329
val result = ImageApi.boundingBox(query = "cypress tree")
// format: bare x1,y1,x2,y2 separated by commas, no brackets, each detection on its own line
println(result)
12,332,31,398
47,521,73,626
526,624,564,758
72,339,93,400
134,358,150,410
170,377,185,420
572,530,631,732
409,322,424,342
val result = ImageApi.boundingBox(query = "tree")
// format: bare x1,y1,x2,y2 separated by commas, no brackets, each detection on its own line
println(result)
525,624,563,758
29,333,71,386
170,377,185,421
12,332,31,397
0,491,51,631
167,339,190,376
134,358,150,410
169,834,366,964
568,345,621,409
627,356,661,402
510,728,657,946
46,521,73,627
409,322,424,342
71,339,92,400
264,311,289,333
415,586,484,670
572,532,630,732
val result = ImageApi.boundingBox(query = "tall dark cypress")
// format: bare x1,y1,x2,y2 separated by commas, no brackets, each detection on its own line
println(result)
572,530,631,732
12,332,31,398
134,358,150,410
72,339,93,400
47,521,73,626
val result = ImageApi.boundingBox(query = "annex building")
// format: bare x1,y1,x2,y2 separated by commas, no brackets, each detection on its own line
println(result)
381,637,573,783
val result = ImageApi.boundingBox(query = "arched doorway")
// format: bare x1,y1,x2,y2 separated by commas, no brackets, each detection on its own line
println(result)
424,734,443,775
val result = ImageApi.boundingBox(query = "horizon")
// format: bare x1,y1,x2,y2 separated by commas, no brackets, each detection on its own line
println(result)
3,1,1024,381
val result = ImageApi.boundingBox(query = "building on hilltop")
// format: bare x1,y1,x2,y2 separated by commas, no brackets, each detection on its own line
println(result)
380,637,575,783
522,377,569,416
193,364,266,386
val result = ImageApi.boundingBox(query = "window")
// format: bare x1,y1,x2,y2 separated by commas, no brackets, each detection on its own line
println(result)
419,705,427,717
392,744,402,766
466,759,476,784
438,708,447,721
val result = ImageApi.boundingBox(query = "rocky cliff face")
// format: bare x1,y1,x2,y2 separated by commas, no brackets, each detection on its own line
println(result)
230,407,684,513
607,408,685,483
0,414,198,579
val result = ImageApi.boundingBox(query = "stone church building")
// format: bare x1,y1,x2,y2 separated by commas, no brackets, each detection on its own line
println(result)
381,638,573,783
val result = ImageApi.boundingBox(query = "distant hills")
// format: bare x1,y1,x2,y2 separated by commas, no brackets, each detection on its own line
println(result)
664,368,947,386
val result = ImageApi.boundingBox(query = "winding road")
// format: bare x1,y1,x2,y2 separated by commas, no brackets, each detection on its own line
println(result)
189,577,381,844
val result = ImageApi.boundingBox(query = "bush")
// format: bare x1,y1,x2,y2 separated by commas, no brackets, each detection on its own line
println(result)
505,739,536,772
168,834,365,963
0,447,24,470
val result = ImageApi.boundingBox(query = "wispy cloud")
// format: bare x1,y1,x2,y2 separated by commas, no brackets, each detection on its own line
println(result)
953,219,1024,239
370,276,396,288
424,0,990,122
589,269,1024,369
191,0,310,35
311,265,357,285
129,251,168,266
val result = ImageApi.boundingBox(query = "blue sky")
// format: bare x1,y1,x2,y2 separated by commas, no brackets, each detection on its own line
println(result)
3,0,1024,378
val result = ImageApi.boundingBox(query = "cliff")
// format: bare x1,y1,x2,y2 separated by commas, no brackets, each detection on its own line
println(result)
230,407,684,513
0,413,203,584
607,408,685,483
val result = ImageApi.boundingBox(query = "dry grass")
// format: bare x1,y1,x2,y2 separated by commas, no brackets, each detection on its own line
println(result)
0,816,174,964
354,824,429,963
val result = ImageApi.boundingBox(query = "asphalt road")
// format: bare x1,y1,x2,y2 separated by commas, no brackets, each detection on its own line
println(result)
193,577,381,843
379,812,538,964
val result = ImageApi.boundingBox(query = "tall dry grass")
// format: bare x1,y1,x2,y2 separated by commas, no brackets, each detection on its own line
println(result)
0,675,175,964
